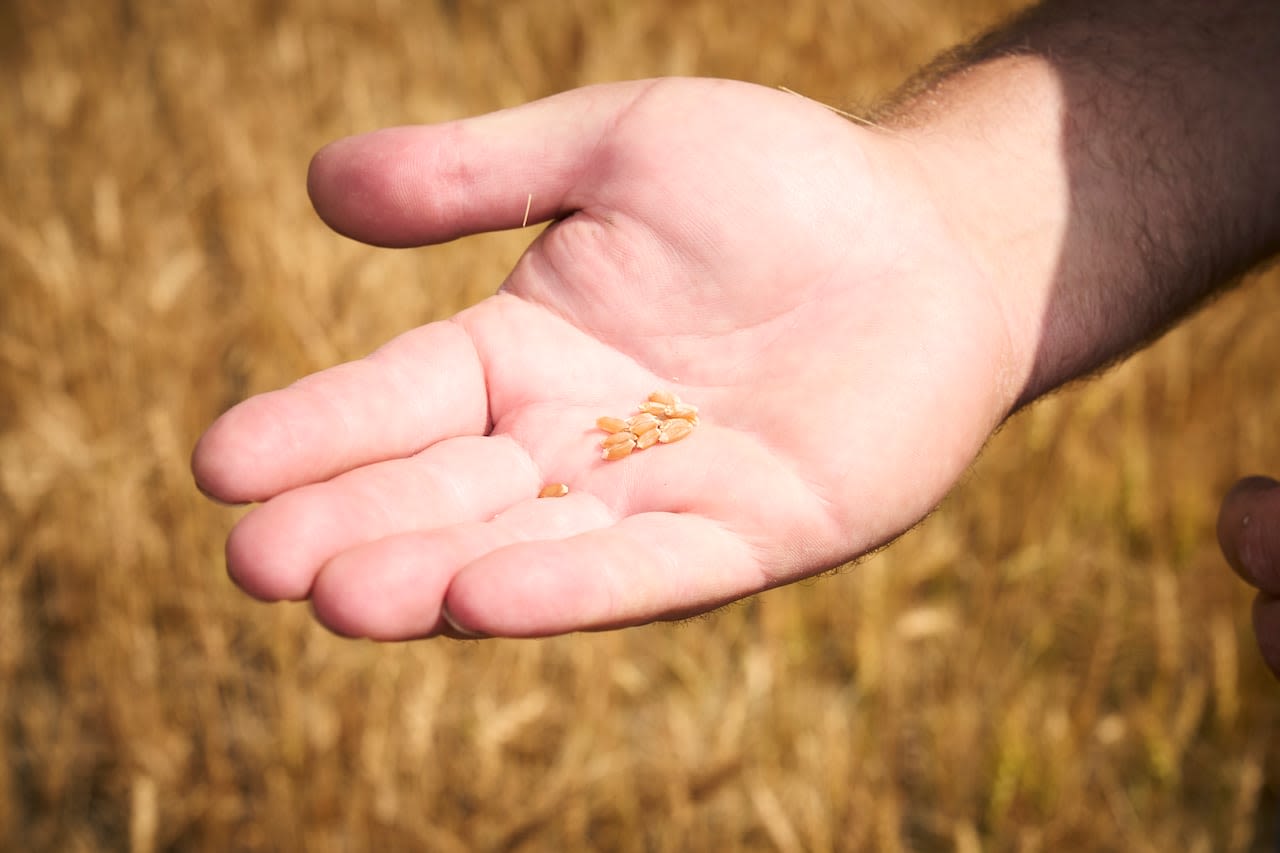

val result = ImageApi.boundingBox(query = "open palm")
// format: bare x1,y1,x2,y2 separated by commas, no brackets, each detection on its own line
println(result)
193,78,1014,639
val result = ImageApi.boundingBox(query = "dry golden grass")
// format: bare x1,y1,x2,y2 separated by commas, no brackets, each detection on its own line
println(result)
2,1,1278,850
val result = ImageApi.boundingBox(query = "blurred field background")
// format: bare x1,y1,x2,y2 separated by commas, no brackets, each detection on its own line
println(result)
3,0,1279,850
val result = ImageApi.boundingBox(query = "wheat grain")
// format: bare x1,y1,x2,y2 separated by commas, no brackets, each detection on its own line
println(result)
626,413,661,434
537,483,570,498
635,427,660,449
647,390,677,407
657,418,693,443
601,436,637,460
602,431,637,449
667,403,699,422
596,416,629,434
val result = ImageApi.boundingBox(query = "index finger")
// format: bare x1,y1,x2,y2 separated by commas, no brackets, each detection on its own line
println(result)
192,318,488,504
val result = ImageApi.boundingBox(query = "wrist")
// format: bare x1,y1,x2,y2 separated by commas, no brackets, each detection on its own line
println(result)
891,56,1071,412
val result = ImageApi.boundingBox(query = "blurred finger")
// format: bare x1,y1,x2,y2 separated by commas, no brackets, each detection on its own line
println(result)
225,435,541,601
1252,593,1280,679
192,319,488,503
306,81,660,248
309,491,616,640
1216,475,1280,595
442,512,760,638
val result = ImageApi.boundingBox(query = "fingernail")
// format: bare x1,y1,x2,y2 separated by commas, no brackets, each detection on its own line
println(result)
441,605,489,640
196,483,247,508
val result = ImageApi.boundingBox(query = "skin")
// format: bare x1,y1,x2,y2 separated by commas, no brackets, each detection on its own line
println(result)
193,0,1280,652
194,79,1012,639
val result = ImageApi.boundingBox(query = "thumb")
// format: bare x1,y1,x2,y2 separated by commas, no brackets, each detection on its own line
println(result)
1216,475,1280,595
305,80,656,248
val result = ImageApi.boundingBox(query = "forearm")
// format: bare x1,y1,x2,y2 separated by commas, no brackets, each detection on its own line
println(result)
883,0,1280,409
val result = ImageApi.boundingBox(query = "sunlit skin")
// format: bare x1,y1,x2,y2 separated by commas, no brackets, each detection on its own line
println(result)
192,79,1013,639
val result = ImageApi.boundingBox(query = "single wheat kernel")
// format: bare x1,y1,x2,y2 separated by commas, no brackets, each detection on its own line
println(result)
602,436,637,460
667,402,699,421
658,418,694,443
538,483,570,498
634,427,660,449
639,401,669,417
602,430,638,450
596,416,629,434
626,413,661,433
648,390,678,407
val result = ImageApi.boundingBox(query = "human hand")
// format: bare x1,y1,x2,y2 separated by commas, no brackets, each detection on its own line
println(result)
191,78,1015,639
1217,476,1280,677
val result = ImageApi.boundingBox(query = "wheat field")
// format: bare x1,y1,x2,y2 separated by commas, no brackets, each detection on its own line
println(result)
3,1,1278,850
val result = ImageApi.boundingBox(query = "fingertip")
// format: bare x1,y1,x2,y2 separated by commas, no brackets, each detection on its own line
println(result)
224,502,320,603
191,450,241,508
191,416,253,505
307,131,398,246
306,125,477,248
191,395,299,505
1217,475,1280,591
309,537,457,641
309,564,374,640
